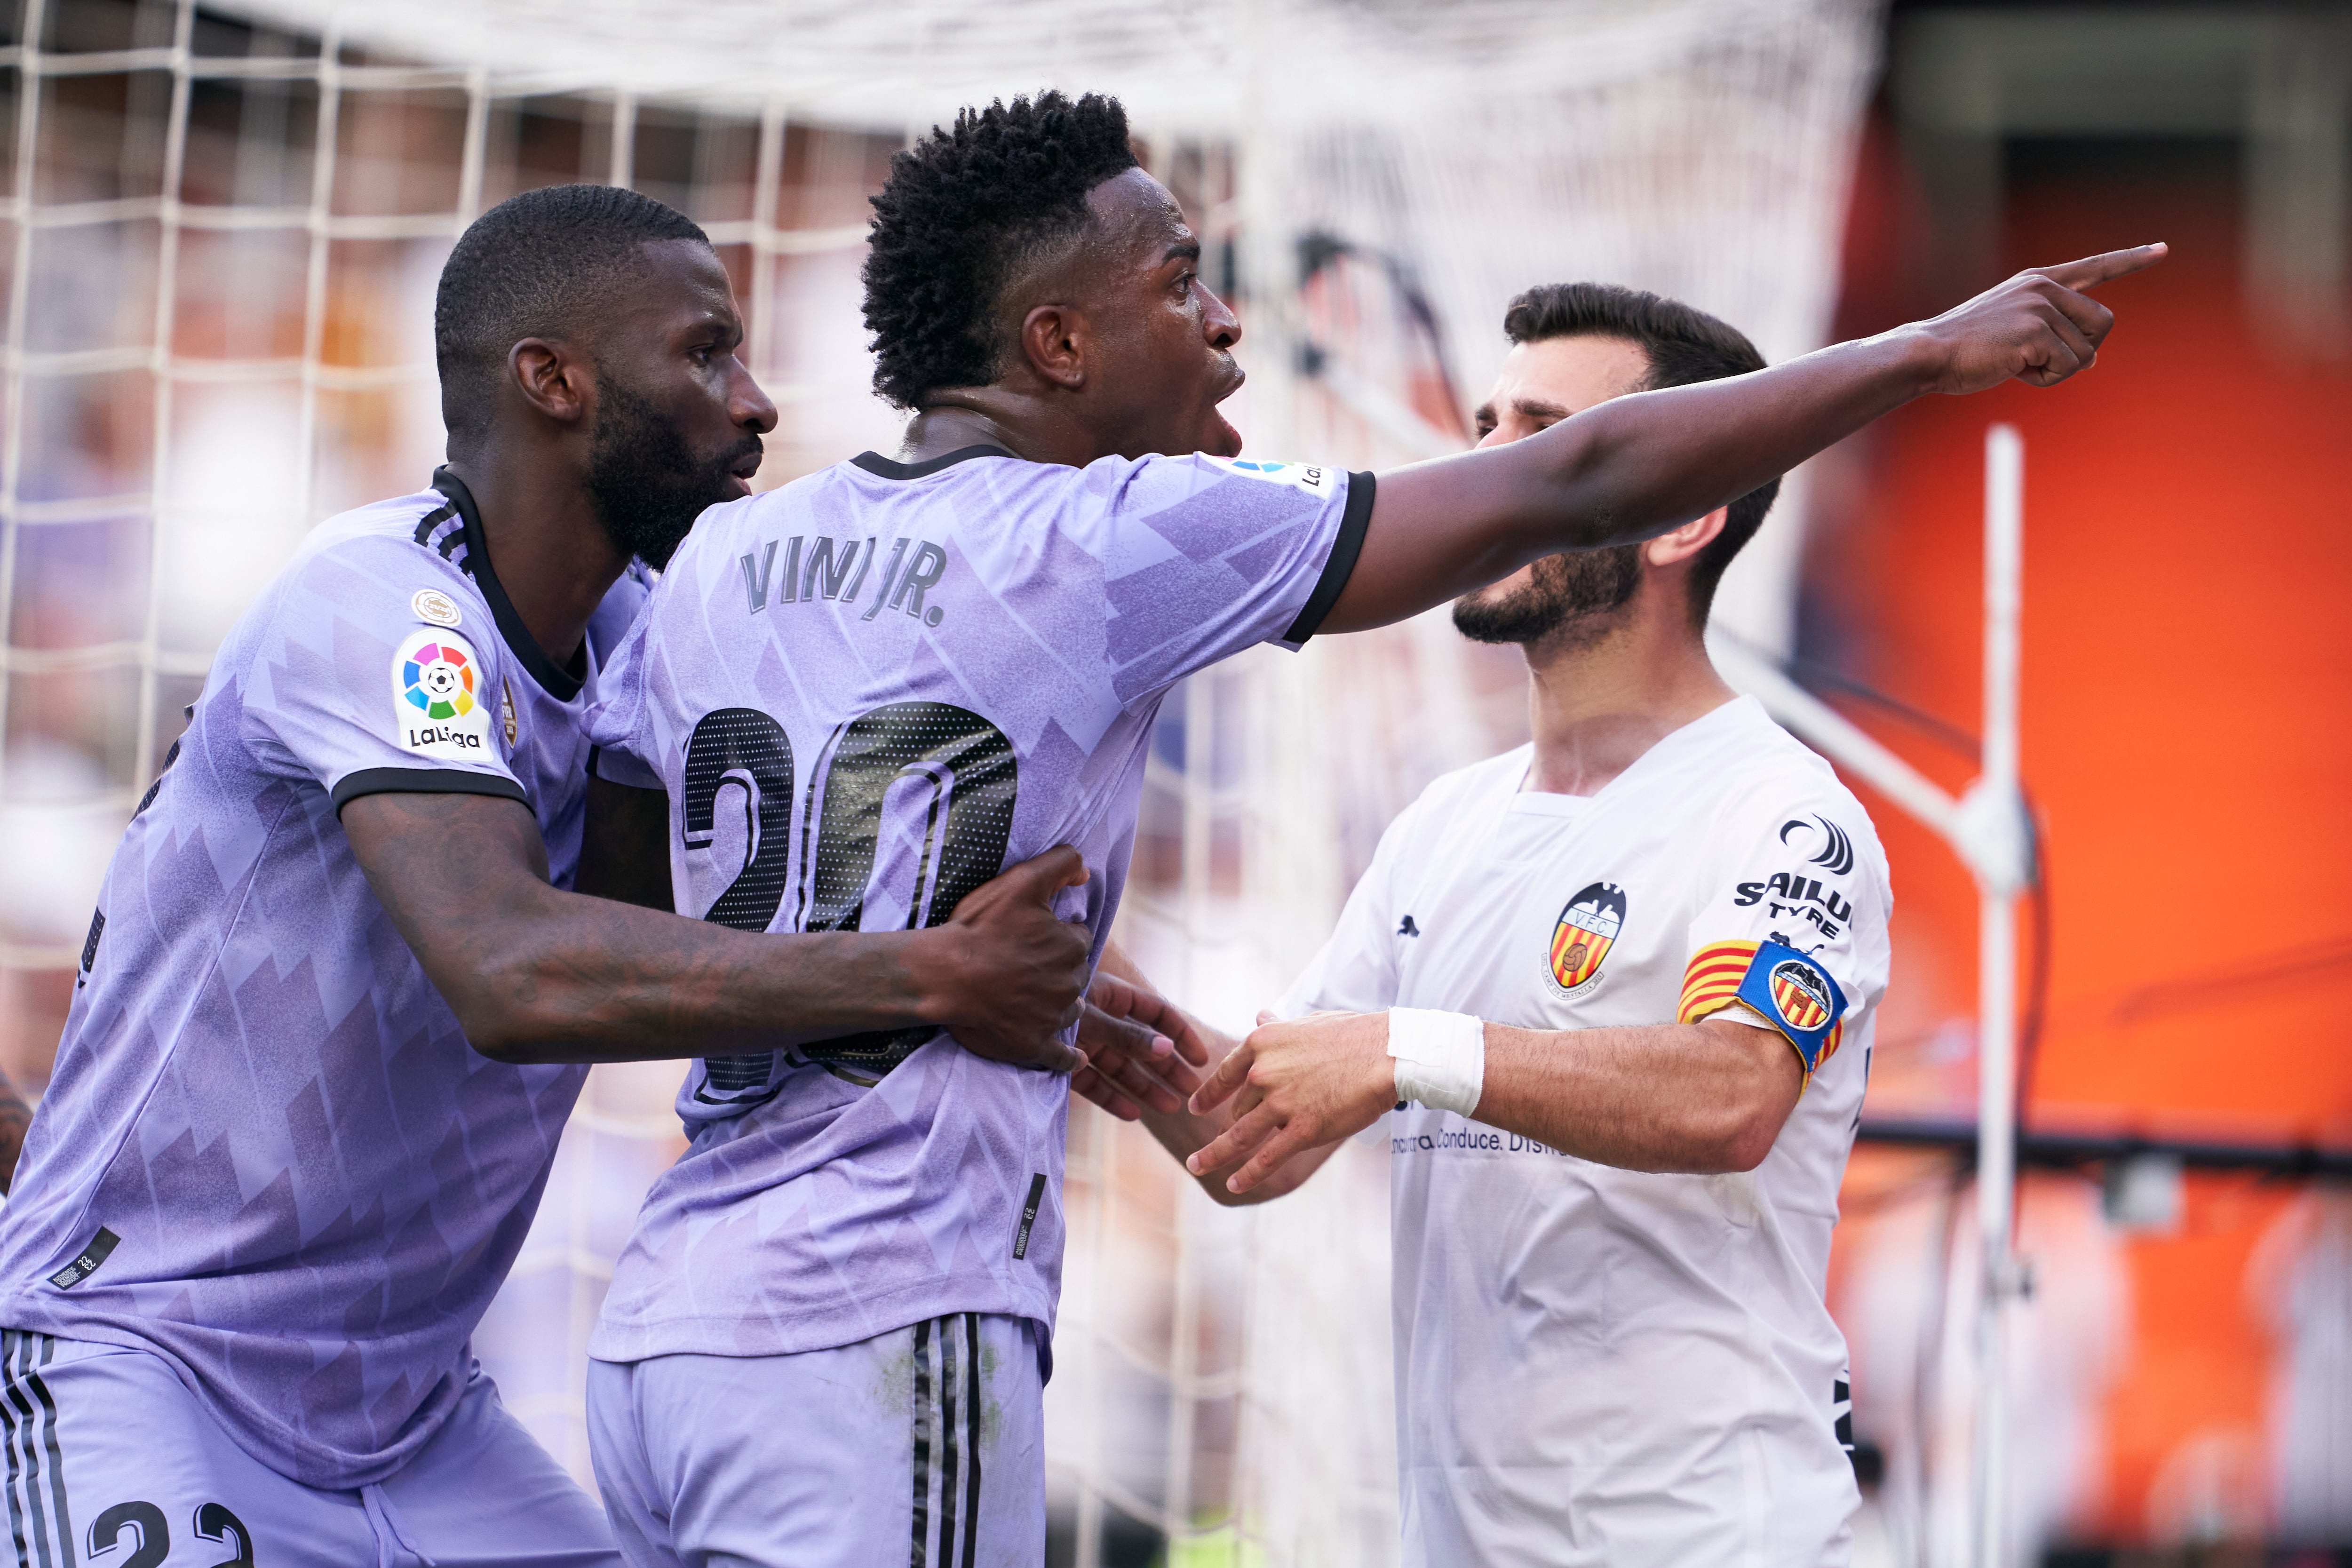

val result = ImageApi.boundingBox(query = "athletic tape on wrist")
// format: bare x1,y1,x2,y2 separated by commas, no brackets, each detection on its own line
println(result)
1387,1008,1485,1117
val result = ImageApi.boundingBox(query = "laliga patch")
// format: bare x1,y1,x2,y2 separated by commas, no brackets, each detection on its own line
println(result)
389,627,493,759
410,587,462,628
1543,880,1625,997
1206,456,1335,497
1733,939,1848,1077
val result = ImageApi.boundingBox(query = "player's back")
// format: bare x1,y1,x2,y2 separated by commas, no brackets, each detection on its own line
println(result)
0,475,641,1488
588,443,1366,1366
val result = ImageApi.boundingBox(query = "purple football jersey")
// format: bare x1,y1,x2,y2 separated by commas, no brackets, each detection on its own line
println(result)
584,446,1368,1365
0,471,644,1488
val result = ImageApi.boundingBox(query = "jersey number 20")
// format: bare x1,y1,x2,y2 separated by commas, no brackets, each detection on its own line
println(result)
680,701,1018,1083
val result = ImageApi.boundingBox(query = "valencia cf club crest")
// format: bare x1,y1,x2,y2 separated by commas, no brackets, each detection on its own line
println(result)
1546,881,1626,997
1768,957,1836,1033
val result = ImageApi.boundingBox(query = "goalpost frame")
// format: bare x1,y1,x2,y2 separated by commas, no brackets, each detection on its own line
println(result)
1711,422,2032,1568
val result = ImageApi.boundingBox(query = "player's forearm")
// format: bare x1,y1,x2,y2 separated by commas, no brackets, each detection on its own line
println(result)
1473,1018,1799,1175
1529,329,1941,550
1334,331,1940,631
347,790,962,1064
459,882,963,1064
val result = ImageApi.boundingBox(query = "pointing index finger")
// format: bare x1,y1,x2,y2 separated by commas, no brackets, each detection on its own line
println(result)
2033,243,2167,292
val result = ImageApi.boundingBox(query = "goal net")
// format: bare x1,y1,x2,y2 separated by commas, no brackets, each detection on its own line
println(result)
0,0,1877,1559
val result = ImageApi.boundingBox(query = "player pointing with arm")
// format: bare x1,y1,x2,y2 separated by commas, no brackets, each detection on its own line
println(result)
0,186,1094,1565
578,93,2154,1568
1086,283,1968,1565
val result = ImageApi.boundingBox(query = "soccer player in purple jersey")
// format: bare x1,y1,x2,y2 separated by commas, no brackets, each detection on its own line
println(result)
0,185,1101,1565
576,92,2158,1567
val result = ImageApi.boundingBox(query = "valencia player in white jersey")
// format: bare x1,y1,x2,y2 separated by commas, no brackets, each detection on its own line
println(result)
581,91,2158,1568
1093,285,2017,1563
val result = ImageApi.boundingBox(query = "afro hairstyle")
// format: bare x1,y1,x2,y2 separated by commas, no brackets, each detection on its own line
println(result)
861,91,1140,409
435,183,708,449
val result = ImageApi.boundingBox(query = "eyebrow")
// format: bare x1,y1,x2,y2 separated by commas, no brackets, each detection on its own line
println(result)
1163,240,1202,265
1514,397,1574,422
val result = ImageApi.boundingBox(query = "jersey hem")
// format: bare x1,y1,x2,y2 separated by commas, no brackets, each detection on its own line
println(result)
587,1274,1057,1369
1280,469,1375,644
0,1298,464,1490
330,765,529,813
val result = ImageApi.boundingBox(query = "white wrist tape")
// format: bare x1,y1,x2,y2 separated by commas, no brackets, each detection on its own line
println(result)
1387,1008,1486,1117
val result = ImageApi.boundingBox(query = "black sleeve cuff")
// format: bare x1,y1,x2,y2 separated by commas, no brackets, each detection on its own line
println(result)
331,766,529,815
1280,470,1376,645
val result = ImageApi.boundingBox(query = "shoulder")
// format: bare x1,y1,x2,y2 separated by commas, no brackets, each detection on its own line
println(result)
1690,700,1888,881
279,489,480,607
1380,746,1528,858
1094,452,1349,509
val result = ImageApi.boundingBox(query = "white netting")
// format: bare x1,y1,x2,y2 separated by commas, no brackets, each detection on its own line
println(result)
0,0,1877,1559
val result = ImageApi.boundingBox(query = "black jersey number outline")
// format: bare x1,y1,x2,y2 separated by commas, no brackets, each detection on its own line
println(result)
679,701,1017,1094
87,1503,169,1568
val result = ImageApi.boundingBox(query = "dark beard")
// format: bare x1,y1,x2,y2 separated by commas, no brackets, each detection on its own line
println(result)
585,374,760,569
1452,545,1643,646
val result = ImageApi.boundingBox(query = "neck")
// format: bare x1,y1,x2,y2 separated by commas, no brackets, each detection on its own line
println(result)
441,444,629,669
898,392,1101,470
1519,602,1737,797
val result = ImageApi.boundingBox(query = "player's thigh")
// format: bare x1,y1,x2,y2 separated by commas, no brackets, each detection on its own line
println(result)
585,1357,678,1568
0,1329,375,1567
379,1368,618,1568
593,1314,1044,1568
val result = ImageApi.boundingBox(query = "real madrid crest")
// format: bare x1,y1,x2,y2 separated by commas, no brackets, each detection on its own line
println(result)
1545,881,1626,997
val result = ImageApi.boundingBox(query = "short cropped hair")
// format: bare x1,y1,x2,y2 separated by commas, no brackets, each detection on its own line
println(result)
435,184,709,447
862,91,1140,409
1504,283,1778,627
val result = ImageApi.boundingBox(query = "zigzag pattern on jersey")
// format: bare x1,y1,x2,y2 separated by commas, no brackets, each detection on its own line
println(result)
1677,939,1844,1070
411,500,476,577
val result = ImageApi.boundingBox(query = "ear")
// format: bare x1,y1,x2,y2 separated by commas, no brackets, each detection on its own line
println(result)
1642,505,1728,569
1018,303,1087,391
509,338,591,426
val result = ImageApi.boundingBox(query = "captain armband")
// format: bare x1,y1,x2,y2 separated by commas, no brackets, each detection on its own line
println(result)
1678,939,1849,1082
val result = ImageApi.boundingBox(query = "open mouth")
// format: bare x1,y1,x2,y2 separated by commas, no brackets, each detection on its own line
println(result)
1210,364,1247,455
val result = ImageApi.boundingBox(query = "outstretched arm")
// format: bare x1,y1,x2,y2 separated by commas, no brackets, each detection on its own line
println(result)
342,789,1092,1068
1324,247,2165,631
1185,1011,1801,1196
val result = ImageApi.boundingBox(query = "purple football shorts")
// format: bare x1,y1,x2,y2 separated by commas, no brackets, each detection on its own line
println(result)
588,1313,1045,1568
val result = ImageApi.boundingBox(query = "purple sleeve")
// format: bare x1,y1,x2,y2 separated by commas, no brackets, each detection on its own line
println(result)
1080,454,1374,705
241,541,527,812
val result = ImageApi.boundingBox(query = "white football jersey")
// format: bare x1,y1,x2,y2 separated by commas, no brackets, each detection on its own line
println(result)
1278,695,1891,1567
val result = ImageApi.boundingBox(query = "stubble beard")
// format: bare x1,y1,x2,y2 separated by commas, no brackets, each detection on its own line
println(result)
584,373,760,570
1451,545,1644,651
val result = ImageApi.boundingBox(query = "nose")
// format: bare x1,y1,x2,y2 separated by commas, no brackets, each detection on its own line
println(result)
731,358,779,437
1201,283,1241,352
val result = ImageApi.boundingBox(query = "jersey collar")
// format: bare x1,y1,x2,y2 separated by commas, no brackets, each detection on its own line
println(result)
850,446,1015,481
429,466,587,703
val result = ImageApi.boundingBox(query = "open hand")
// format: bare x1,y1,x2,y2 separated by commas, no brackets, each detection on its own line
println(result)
1914,244,2166,394
932,846,1092,1073
1184,1009,1397,1195
1072,971,1216,1121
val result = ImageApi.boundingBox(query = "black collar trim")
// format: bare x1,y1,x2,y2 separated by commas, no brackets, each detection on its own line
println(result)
850,446,1015,481
430,467,586,703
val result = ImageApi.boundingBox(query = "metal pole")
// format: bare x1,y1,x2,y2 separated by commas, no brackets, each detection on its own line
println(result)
1973,423,2024,1568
